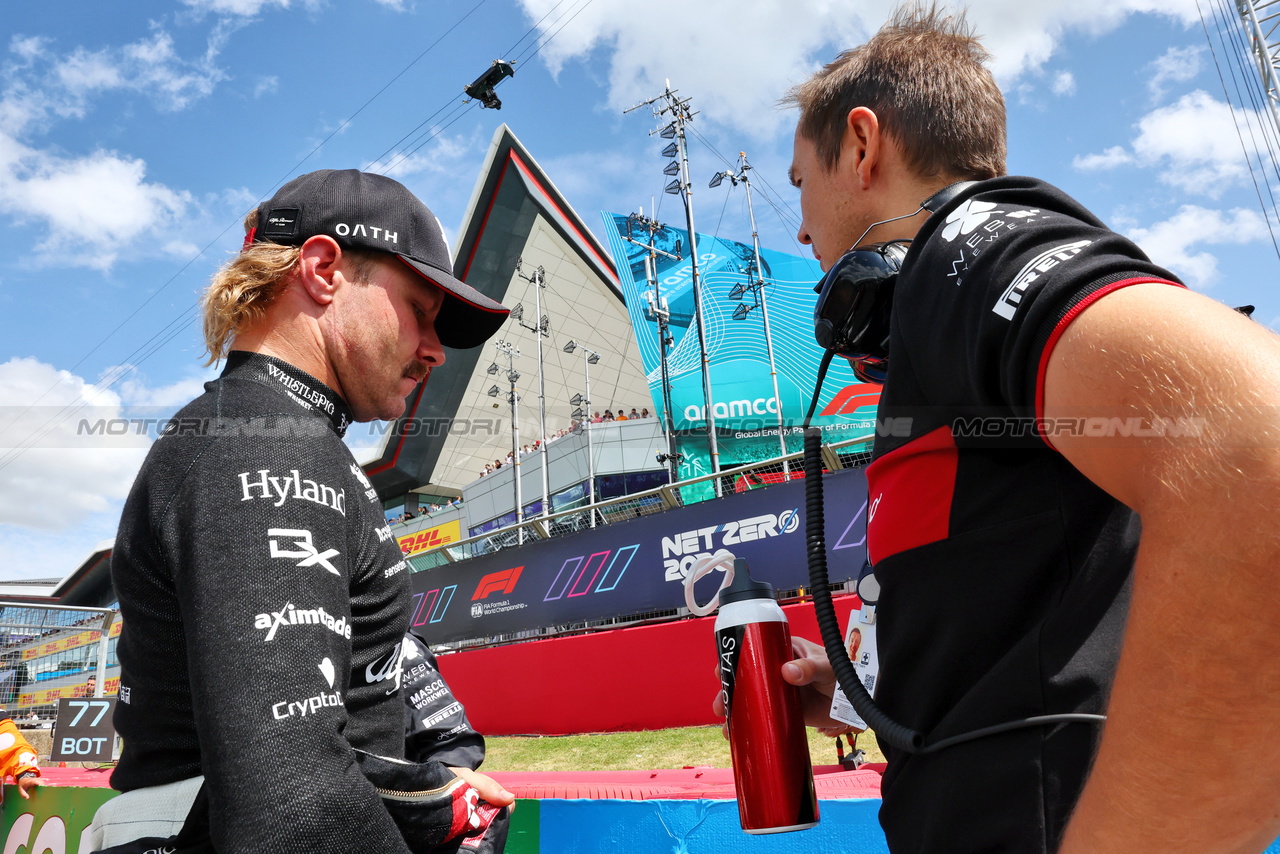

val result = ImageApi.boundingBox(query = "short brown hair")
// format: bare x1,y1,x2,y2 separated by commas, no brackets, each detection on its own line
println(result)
784,3,1006,182
201,210,380,365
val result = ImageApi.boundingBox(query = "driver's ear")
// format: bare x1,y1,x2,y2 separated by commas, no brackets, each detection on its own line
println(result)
296,235,343,306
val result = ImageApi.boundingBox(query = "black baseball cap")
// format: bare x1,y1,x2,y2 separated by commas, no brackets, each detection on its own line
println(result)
248,169,509,349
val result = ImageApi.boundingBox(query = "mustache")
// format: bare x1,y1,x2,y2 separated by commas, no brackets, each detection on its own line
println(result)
403,361,429,382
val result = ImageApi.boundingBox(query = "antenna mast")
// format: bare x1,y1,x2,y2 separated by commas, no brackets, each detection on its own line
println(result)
1237,0,1280,138
626,81,722,492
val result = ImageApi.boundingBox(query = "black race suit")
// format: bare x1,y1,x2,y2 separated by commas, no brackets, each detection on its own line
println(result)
111,351,417,853
866,177,1182,853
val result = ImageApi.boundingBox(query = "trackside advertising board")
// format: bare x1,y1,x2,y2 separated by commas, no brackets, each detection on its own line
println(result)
598,214,883,477
408,469,868,643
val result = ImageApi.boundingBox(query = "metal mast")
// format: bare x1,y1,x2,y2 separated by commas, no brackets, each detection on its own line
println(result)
490,340,523,543
715,153,791,478
514,260,551,518
626,81,721,492
564,341,601,527
1237,0,1280,139
623,209,683,483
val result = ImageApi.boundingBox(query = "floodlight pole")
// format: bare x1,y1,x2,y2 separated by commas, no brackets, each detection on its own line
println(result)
623,211,682,484
495,340,524,543
1236,0,1280,141
626,81,721,496
515,260,551,518
580,345,600,527
739,155,790,478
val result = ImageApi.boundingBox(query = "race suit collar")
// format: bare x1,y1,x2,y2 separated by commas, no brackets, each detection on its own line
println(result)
222,350,354,437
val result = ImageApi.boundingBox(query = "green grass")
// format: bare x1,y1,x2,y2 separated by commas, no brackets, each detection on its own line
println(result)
482,725,885,773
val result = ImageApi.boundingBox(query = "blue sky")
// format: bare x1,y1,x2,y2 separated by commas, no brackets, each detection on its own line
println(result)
2,0,1277,580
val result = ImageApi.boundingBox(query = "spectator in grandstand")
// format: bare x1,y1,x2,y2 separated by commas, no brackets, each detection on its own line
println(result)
615,410,628,421
591,411,602,423
102,170,513,853
602,410,615,421
0,707,42,799
628,408,640,419
640,408,651,418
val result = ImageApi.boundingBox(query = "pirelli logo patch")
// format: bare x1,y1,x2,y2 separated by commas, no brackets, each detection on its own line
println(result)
992,240,1092,320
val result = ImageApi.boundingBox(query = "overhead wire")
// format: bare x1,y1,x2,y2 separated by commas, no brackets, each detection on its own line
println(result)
1196,0,1280,266
1,0,594,474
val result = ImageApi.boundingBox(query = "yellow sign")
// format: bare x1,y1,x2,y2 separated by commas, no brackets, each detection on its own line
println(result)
397,520,462,556
15,676,119,708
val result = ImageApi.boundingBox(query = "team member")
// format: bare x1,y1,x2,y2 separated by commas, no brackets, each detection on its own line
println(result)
0,707,41,800
732,7,1280,853
104,170,514,852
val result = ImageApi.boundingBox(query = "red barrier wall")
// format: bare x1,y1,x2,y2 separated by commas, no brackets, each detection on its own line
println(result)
436,595,861,735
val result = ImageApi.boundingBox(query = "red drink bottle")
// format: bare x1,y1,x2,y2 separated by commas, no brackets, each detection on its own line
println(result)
714,558,819,834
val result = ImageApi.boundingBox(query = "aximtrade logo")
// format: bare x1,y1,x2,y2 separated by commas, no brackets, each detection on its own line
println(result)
472,567,523,601
662,511,801,582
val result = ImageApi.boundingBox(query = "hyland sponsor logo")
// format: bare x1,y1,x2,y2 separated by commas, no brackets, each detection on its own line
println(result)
472,566,522,601
268,529,341,575
254,602,352,641
366,640,421,695
239,468,346,516
272,657,342,721
662,511,801,581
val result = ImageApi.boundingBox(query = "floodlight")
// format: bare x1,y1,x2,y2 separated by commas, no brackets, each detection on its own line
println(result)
660,124,677,139
664,180,681,195
487,362,499,375
732,304,751,321
563,340,577,354
572,407,586,419
570,393,584,406
487,385,500,397
508,371,521,383
510,303,524,321
587,352,600,365
661,141,679,158
728,283,746,300
664,161,680,176
708,172,724,189
539,315,550,333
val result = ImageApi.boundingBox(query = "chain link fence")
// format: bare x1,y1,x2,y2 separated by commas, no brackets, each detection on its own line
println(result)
0,604,119,728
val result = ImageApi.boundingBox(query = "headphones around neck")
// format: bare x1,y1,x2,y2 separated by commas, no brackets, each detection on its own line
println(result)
811,181,977,384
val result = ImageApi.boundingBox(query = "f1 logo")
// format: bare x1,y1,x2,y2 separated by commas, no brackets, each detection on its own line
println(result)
268,528,341,575
472,566,523,601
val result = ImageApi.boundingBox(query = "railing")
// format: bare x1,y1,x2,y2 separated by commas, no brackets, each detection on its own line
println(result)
0,604,118,723
406,433,874,570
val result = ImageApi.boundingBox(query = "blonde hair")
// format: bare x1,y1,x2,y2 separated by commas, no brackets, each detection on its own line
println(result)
201,210,380,365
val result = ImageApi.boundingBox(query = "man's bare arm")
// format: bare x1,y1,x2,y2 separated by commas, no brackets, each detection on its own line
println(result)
1046,283,1280,853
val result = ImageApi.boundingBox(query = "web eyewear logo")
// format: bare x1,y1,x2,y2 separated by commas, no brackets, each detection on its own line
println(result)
472,567,523,601
941,200,1004,242
268,529,341,575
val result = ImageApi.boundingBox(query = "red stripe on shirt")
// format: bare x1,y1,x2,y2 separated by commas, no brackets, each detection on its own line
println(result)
1033,277,1185,449
865,425,958,563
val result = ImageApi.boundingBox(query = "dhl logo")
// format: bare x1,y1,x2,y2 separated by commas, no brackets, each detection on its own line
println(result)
20,624,120,661
16,676,122,707
472,567,523,601
820,383,882,417
398,520,462,556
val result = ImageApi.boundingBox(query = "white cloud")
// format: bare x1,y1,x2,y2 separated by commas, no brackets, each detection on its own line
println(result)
0,140,191,268
365,130,482,180
514,0,1199,137
1148,45,1202,102
0,358,150,532
1131,91,1258,196
1073,145,1134,171
1051,70,1076,96
182,0,292,16
254,75,278,97
1126,205,1271,289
